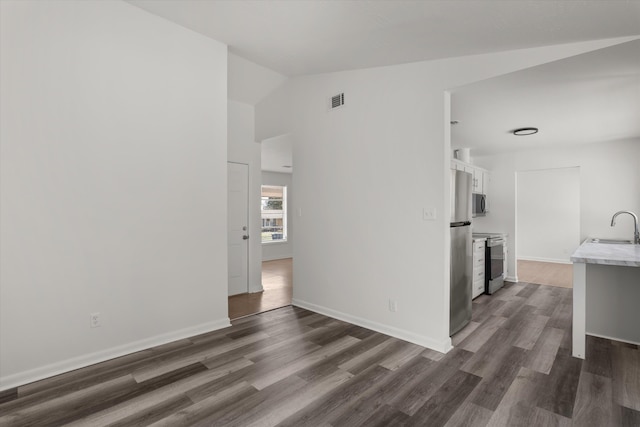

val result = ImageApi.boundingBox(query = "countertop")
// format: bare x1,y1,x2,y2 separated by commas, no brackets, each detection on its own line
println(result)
570,239,640,267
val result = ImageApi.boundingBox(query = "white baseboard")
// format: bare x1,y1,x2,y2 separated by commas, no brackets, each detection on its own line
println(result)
261,254,293,262
0,318,231,391
518,256,571,265
506,275,518,282
292,298,452,354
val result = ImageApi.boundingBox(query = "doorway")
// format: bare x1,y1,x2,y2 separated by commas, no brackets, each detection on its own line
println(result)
516,167,580,287
229,258,292,319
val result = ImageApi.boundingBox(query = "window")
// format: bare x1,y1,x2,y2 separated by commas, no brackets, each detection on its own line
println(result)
261,185,287,243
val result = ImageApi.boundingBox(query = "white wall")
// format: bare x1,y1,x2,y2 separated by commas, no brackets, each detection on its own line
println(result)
517,167,580,263
261,171,293,261
0,1,229,389
474,139,640,281
228,101,263,292
256,38,631,352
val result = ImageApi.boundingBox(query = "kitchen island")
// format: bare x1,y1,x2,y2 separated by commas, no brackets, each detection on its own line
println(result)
571,240,640,358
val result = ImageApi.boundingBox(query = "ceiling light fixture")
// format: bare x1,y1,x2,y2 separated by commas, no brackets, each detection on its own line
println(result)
513,127,538,136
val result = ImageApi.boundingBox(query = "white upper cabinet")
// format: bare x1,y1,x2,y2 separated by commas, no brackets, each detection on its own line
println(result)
451,159,489,195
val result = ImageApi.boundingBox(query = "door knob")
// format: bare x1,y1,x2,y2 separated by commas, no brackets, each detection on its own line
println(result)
242,235,250,240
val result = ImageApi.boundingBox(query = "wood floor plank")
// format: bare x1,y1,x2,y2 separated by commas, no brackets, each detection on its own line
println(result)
15,349,157,399
572,371,613,427
472,296,507,323
461,327,515,377
132,331,268,382
617,404,640,426
611,345,640,411
390,347,474,416
530,407,571,427
492,295,528,319
451,320,481,346
0,375,136,426
536,352,583,418
277,365,392,427
405,369,482,426
421,347,446,361
522,326,564,374
149,381,258,427
378,341,425,371
63,363,208,426
546,300,572,331
443,401,493,427
458,315,507,353
512,314,549,350
241,332,321,365
249,335,360,390
582,335,613,378
336,337,396,374
485,367,544,426
516,283,540,298
296,332,390,382
195,376,306,427
0,388,18,405
331,354,434,427
467,345,528,412
241,369,353,427
107,395,194,427
358,404,411,427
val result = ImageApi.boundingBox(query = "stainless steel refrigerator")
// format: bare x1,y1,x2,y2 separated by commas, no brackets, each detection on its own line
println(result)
450,169,473,336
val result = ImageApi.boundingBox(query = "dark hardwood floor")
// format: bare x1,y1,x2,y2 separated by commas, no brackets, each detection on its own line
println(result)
1,281,639,426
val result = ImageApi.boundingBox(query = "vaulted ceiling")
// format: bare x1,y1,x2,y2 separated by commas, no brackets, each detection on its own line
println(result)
126,1,640,163
128,1,640,77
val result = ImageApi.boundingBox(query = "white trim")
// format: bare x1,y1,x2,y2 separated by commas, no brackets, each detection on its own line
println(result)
572,262,586,359
586,332,640,347
0,318,231,391
249,282,264,293
261,240,288,245
292,299,452,354
517,256,571,265
262,253,293,262
506,275,518,282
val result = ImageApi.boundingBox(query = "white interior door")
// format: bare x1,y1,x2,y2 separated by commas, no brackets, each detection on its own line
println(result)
228,162,249,296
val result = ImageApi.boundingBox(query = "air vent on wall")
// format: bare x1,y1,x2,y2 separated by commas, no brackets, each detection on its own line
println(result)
330,93,345,110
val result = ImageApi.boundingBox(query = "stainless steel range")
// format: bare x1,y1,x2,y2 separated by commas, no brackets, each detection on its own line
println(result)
472,233,505,294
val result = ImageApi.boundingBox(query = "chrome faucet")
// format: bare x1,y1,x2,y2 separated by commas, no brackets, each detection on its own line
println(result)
610,210,640,244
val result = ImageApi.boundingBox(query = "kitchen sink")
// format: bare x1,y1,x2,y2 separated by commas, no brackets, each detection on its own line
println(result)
588,238,634,244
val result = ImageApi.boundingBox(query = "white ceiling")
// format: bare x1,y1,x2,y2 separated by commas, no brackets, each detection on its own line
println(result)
125,0,640,163
228,53,286,105
127,0,640,77
451,39,640,157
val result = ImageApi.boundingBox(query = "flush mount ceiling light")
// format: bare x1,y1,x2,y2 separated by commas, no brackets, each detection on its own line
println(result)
513,127,538,136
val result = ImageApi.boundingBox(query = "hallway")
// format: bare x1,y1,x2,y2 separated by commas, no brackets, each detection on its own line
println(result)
228,258,292,319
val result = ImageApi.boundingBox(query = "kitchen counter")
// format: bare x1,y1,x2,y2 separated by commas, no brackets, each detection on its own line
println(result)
571,239,640,359
570,240,640,266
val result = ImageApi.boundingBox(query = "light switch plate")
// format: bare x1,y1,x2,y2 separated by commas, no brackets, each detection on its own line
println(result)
423,208,437,221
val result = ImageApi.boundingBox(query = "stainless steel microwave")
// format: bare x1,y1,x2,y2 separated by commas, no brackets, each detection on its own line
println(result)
472,193,486,217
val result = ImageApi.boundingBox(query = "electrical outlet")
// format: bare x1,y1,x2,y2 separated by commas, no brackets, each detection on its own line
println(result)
90,312,101,328
423,208,437,221
388,299,398,312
